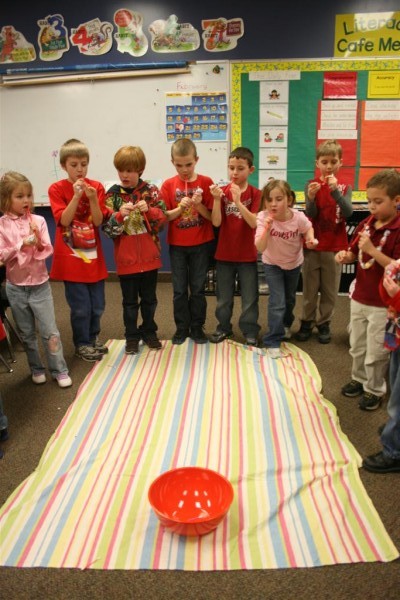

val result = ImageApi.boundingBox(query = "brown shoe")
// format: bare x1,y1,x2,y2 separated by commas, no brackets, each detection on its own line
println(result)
125,340,139,354
143,335,162,350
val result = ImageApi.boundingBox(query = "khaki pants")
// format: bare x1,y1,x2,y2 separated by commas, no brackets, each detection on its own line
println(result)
349,299,389,397
301,250,342,325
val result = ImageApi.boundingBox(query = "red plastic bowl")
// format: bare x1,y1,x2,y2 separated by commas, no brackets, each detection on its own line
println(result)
148,466,234,536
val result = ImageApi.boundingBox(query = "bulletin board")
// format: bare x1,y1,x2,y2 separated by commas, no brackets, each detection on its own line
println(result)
0,61,229,205
231,59,400,200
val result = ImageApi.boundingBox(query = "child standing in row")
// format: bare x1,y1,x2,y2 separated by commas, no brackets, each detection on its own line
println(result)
48,139,109,362
255,179,317,358
0,171,71,387
161,138,214,345
336,169,400,410
210,147,261,346
103,146,167,355
296,140,353,344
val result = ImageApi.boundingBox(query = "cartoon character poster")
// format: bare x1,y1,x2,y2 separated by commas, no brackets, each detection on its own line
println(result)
113,9,148,57
0,25,36,63
37,14,69,61
201,17,244,51
148,15,200,52
70,18,113,55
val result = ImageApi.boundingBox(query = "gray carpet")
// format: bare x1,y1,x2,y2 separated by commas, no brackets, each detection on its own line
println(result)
0,281,399,599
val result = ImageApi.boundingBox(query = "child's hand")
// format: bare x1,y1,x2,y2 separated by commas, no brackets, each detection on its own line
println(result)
136,200,148,213
264,215,273,231
383,273,400,298
305,237,319,248
180,196,192,210
308,181,321,199
120,202,135,217
209,184,223,200
358,231,374,254
335,250,347,264
192,188,203,205
325,174,338,191
230,183,241,205
73,179,85,197
84,183,98,202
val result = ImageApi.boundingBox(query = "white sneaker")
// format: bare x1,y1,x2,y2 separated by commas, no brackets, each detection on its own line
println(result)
283,327,292,340
56,373,73,388
268,348,282,359
32,372,46,384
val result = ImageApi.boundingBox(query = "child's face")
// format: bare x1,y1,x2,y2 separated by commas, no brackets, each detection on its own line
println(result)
63,156,89,183
367,186,399,224
171,152,198,181
117,168,140,188
265,186,289,220
316,153,342,180
228,157,255,187
10,184,33,216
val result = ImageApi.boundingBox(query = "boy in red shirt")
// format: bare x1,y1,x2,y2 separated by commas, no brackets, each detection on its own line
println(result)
48,139,110,362
296,140,353,344
161,138,214,345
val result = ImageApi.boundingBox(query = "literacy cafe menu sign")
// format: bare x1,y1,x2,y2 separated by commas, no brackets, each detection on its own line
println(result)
335,12,400,57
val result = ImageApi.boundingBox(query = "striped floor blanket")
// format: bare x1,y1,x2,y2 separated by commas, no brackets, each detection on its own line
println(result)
0,340,398,570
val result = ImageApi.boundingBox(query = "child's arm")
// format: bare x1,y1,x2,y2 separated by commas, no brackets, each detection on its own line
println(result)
254,214,273,252
304,181,321,218
210,184,223,227
192,188,212,221
328,179,353,219
303,226,318,248
335,249,356,264
230,183,257,228
83,181,104,227
358,230,394,269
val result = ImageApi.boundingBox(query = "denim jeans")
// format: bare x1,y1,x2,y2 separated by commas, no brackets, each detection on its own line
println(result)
64,280,105,347
381,347,400,459
170,242,212,332
263,263,301,348
119,270,158,341
0,392,8,431
6,281,68,377
215,261,260,337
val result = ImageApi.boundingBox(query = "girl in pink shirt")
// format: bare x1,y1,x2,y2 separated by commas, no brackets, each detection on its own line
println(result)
255,180,317,358
0,172,71,388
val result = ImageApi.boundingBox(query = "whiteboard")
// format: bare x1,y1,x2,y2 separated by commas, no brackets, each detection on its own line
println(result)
0,61,229,205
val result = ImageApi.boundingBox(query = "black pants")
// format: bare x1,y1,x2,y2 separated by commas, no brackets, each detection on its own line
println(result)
119,270,158,341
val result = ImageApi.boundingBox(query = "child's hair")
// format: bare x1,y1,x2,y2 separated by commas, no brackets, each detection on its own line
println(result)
316,139,342,159
171,137,197,159
229,147,254,167
0,171,33,213
366,169,400,199
289,189,296,207
113,146,146,174
59,139,89,166
260,179,292,209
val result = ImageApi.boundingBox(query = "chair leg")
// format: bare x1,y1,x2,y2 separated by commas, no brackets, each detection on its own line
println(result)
0,352,13,372
3,314,23,345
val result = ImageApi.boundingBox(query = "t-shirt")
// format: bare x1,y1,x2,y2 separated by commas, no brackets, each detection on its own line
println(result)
215,184,261,262
255,209,312,270
161,174,214,246
48,178,109,282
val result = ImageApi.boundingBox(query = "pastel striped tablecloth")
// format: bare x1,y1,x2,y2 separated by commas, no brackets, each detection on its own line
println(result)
0,340,398,570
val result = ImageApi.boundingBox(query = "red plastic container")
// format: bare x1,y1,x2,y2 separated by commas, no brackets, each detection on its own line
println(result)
148,466,234,536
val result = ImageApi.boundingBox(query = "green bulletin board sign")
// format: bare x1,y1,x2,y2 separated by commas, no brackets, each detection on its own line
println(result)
231,59,400,200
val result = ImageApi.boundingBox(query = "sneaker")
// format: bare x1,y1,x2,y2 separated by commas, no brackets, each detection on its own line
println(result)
0,448,3,459
362,451,400,473
190,327,208,344
359,392,382,411
56,373,73,388
210,329,232,344
294,321,313,341
317,323,331,344
143,335,162,350
32,372,46,384
341,380,363,397
125,339,139,354
268,348,282,359
92,337,109,355
172,330,189,345
283,327,292,340
75,345,103,362
0,428,9,442
245,336,258,346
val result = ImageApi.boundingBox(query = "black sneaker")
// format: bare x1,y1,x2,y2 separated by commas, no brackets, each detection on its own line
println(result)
245,336,258,346
210,329,233,343
125,340,139,354
362,451,400,473
0,428,9,442
92,337,109,354
317,323,331,344
75,345,104,362
143,335,162,350
294,321,313,341
190,327,208,344
359,392,382,411
341,380,364,397
172,330,189,345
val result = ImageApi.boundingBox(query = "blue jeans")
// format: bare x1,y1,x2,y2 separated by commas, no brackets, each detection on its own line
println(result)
170,242,212,332
381,347,400,459
119,270,158,341
263,263,301,348
215,261,260,337
64,280,105,347
6,281,68,377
